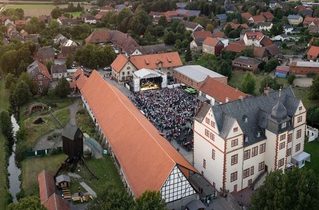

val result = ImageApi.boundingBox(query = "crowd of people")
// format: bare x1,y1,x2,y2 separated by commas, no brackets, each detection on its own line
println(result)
131,87,199,149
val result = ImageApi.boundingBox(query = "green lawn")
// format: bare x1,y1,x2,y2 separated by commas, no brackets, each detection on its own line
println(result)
304,141,319,174
21,154,67,195
66,11,82,18
22,107,70,149
76,108,98,140
0,80,10,209
5,4,68,17
71,157,124,196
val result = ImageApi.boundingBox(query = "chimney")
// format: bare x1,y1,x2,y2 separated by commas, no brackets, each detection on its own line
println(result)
239,96,244,101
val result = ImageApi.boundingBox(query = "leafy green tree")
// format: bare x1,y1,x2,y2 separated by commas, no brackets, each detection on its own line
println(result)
263,58,279,72
11,80,31,107
51,7,62,19
89,186,135,210
241,73,256,94
8,196,46,210
158,16,168,27
5,73,16,89
54,78,71,98
309,75,319,100
24,17,44,34
163,31,176,45
135,191,167,210
259,76,280,93
288,74,296,85
0,110,13,144
218,61,232,79
185,46,192,62
66,54,74,69
307,106,319,127
270,23,284,36
251,168,319,210
19,72,37,95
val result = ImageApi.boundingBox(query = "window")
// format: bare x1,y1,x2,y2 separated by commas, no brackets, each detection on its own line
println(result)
127,66,131,70
252,146,258,157
279,142,285,150
243,168,250,178
296,143,301,152
297,116,302,123
205,129,209,137
212,149,215,160
281,122,287,129
244,150,251,160
210,133,215,141
231,154,238,165
258,161,265,171
299,106,302,111
203,159,206,169
287,148,291,157
231,139,238,147
205,117,210,124
280,134,286,141
297,129,302,139
211,121,215,128
278,158,284,167
250,166,254,176
233,127,238,132
288,134,292,143
260,143,266,153
230,172,238,182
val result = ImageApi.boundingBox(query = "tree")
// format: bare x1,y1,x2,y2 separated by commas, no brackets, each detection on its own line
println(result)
51,7,62,19
24,17,44,34
218,61,232,79
163,31,176,45
241,73,256,94
0,111,13,145
251,168,319,210
288,74,296,85
309,75,319,100
11,80,31,107
270,23,284,36
89,186,135,210
259,76,280,93
54,78,71,98
19,72,37,95
158,16,168,27
206,23,214,32
135,191,167,210
8,196,46,210
263,58,279,72
185,46,192,62
307,106,319,127
5,73,16,89
66,54,74,69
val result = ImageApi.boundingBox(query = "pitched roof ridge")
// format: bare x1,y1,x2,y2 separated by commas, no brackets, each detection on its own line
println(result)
105,77,177,165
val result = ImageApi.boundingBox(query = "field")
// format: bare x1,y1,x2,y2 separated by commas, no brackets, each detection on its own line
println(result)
0,80,10,210
21,154,67,195
4,3,67,17
304,141,319,175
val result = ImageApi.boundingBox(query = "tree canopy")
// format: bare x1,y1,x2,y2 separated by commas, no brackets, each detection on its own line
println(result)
8,196,46,210
241,73,256,94
251,168,319,210
54,78,71,98
309,75,319,100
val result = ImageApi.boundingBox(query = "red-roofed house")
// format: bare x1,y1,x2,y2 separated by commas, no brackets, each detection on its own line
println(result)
202,37,224,55
261,12,274,22
199,77,247,104
243,31,265,47
27,60,52,94
307,45,319,61
190,30,212,51
80,71,198,204
38,170,70,210
223,40,246,53
241,12,252,21
111,52,183,81
248,15,266,24
303,16,319,27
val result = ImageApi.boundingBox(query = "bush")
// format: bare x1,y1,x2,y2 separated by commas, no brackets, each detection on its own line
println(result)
288,74,296,85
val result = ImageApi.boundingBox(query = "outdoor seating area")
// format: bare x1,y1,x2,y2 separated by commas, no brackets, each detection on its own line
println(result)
131,87,199,150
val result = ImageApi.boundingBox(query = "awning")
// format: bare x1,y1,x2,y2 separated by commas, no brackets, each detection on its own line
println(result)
292,152,311,163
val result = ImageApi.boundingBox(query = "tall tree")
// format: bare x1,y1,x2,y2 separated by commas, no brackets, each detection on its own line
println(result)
241,73,256,94
11,80,31,108
8,196,46,210
309,75,319,100
259,76,280,93
5,73,16,89
135,191,167,210
251,168,319,210
54,78,71,98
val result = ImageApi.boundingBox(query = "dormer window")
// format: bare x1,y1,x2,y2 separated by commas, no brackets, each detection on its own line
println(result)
245,136,248,142
281,122,287,129
243,115,248,123
257,132,261,138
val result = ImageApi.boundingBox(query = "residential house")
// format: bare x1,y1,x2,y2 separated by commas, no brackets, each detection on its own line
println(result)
295,5,313,17
57,16,81,26
190,30,212,51
224,22,249,30
212,31,226,38
269,1,282,10
27,60,51,93
308,25,319,35
216,14,227,25
132,43,173,55
256,22,273,31
182,20,203,32
232,56,262,72
111,52,183,81
202,37,224,55
260,12,274,22
253,47,268,61
223,41,246,53
53,34,68,46
95,11,108,21
248,15,266,24
85,29,140,55
173,65,227,89
199,77,247,105
51,64,67,80
150,9,200,22
243,31,265,47
83,15,97,24
288,15,303,25
80,71,198,209
35,46,55,64
14,19,26,29
194,87,309,193
4,18,14,26
241,12,252,22
290,61,319,75
275,66,290,78
307,45,319,61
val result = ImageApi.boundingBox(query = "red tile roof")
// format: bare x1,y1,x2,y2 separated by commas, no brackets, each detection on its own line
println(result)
37,61,52,80
251,15,266,23
193,30,212,40
111,54,129,73
131,52,182,70
260,36,273,47
38,170,55,203
224,41,246,53
85,29,111,44
245,31,264,41
307,45,319,59
253,47,267,58
261,12,274,21
80,71,196,198
203,37,222,47
241,12,252,20
212,31,225,38
43,193,70,210
199,77,247,103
